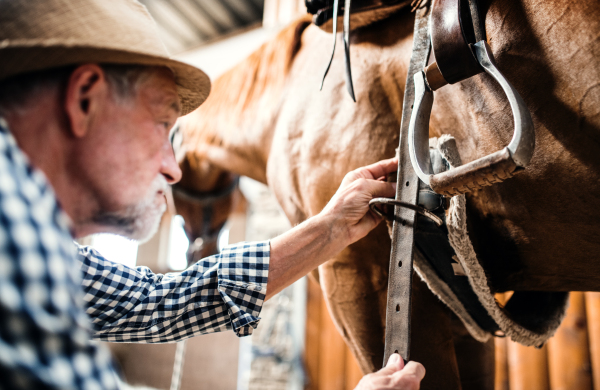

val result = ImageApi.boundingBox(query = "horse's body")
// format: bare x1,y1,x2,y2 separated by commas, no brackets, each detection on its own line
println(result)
179,1,600,387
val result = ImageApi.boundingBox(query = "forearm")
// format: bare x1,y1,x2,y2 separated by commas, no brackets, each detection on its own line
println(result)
266,213,347,300
78,243,269,340
266,157,398,300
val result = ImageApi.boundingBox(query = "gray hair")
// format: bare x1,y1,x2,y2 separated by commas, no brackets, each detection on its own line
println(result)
0,64,162,115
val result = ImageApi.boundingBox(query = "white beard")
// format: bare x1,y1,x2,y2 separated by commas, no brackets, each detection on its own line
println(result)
92,175,168,242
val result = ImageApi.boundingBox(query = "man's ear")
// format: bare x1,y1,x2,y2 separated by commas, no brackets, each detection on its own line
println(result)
64,64,109,138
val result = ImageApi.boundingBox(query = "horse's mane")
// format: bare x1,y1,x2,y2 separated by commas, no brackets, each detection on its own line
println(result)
182,16,312,148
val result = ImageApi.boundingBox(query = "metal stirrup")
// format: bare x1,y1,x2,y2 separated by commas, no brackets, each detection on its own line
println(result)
408,41,535,196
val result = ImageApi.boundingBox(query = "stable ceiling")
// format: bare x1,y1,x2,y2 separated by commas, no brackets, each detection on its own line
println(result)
140,0,265,54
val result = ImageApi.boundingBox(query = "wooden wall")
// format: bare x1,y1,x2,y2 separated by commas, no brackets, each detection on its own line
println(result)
305,278,363,390
306,287,600,390
496,292,600,390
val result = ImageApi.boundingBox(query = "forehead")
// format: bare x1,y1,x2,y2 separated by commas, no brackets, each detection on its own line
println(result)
136,68,181,115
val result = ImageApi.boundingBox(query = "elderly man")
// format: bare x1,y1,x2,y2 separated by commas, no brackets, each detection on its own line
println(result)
0,0,425,389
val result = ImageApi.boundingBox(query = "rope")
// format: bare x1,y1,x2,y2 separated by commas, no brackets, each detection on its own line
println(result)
170,340,187,390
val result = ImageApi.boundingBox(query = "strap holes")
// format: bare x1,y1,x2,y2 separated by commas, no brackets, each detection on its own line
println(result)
398,261,402,268
396,304,400,312
394,350,399,354
405,181,410,187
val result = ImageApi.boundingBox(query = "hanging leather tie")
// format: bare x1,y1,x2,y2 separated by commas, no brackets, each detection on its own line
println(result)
320,0,356,101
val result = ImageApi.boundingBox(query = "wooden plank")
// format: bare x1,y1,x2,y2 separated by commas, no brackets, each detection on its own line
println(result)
305,276,364,390
508,340,549,390
318,291,347,390
305,277,322,390
547,292,593,390
585,292,600,390
501,291,551,390
344,347,363,390
494,293,510,390
495,336,509,390
503,289,550,390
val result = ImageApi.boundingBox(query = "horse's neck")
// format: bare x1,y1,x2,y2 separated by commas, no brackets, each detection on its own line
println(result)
181,17,314,186
188,109,275,185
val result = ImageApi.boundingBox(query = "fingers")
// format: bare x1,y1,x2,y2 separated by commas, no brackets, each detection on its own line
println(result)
367,354,407,380
402,362,426,381
327,178,396,243
352,157,399,181
353,359,425,390
391,361,426,389
362,178,397,199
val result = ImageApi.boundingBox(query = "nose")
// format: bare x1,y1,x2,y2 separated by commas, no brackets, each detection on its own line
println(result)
161,140,182,184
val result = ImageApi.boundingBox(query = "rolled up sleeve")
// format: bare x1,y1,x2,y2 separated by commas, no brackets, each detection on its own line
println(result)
78,241,270,342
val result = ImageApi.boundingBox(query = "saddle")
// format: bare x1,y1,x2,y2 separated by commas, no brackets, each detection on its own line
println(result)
309,0,569,365
306,0,411,32
410,136,568,347
307,0,416,101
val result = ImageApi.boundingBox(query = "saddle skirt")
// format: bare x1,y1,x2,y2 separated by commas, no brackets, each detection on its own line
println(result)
408,135,568,346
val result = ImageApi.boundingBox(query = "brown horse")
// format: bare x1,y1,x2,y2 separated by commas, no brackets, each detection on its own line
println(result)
178,1,600,388
170,130,241,262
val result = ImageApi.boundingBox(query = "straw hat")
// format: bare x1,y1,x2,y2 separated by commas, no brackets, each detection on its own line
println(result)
0,0,210,115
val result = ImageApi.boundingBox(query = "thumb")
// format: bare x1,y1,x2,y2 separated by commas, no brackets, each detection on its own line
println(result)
379,353,405,375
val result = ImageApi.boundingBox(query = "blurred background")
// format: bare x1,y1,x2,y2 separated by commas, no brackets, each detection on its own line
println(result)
79,1,600,390
81,2,330,390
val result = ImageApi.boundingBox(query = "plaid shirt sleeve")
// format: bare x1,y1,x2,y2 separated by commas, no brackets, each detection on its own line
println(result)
78,241,270,342
0,118,120,390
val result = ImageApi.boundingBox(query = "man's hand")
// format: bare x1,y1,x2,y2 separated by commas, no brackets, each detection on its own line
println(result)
267,157,398,299
321,157,398,245
355,354,425,390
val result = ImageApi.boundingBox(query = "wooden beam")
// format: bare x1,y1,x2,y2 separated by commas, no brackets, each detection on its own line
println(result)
547,292,593,390
586,292,600,390
305,277,322,390
344,350,363,390
495,336,509,390
508,342,549,390
318,291,347,390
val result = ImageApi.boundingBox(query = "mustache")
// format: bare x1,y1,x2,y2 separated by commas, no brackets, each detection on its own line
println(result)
91,175,168,238
151,174,169,195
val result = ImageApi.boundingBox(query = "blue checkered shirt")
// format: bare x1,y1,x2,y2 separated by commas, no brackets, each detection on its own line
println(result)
0,118,270,389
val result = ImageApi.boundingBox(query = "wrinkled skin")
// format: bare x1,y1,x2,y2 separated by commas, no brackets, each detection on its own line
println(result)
179,1,600,388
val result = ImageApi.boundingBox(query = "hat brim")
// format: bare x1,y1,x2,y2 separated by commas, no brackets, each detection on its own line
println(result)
0,43,211,115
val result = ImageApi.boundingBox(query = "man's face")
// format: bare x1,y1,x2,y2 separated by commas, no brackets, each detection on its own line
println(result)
73,67,182,241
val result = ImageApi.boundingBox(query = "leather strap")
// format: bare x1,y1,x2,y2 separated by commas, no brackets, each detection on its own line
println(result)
320,0,340,90
343,0,356,101
319,0,357,101
382,4,432,365
430,0,482,84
